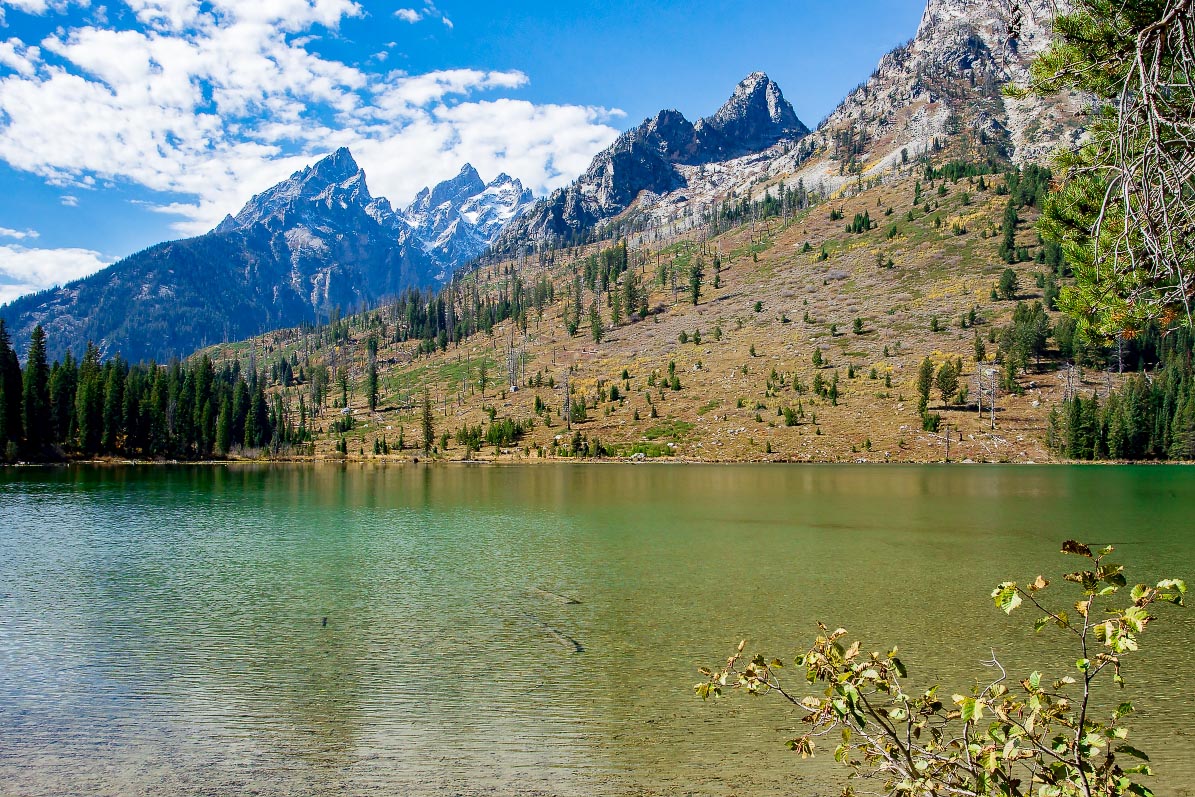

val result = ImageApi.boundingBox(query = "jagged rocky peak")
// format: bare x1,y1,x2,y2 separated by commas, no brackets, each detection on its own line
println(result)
632,109,697,156
408,163,488,218
907,0,1056,75
403,165,535,274
495,72,812,244
917,0,1054,48
309,146,364,184
602,73,807,166
218,146,372,232
696,71,808,154
789,0,1082,183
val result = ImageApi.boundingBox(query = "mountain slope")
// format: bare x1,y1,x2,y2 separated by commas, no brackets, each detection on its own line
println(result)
784,0,1084,192
549,0,1087,242
199,154,1071,464
1,151,532,362
496,72,809,246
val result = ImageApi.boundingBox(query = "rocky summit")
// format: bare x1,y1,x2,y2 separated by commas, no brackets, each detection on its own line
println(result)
397,164,534,279
496,72,809,245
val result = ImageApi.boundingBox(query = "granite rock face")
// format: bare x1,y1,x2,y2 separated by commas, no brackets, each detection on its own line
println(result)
498,73,809,245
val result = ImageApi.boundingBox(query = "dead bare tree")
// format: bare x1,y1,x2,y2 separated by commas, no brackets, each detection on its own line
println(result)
1107,0,1195,325
1024,0,1195,329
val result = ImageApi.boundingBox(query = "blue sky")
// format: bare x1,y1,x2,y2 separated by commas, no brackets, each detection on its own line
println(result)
0,0,925,302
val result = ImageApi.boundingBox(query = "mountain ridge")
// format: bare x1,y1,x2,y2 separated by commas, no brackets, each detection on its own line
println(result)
0,151,532,361
494,72,809,247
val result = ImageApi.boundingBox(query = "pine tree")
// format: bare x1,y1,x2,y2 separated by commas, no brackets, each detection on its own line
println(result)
935,361,959,405
0,320,21,457
689,258,704,305
916,357,935,416
999,267,1020,299
589,300,603,343
21,325,50,455
366,353,379,412
1169,387,1195,460
421,388,434,456
622,269,639,320
101,361,124,453
74,342,103,455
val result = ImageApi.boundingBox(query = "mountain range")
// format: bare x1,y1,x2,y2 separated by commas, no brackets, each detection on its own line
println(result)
0,151,532,361
495,71,809,246
0,0,1081,364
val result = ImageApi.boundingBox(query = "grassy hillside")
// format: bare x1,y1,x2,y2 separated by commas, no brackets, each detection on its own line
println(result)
201,155,1092,464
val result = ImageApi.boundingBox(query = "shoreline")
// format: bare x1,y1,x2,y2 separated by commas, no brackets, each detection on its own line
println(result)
2,455,1191,468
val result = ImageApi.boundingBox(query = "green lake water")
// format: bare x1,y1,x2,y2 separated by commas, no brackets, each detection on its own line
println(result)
0,464,1192,796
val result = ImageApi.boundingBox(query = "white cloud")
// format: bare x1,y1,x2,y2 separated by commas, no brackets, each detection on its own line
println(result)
351,99,621,208
0,244,111,303
0,0,620,242
0,38,40,75
60,194,79,205
392,3,451,30
0,0,91,16
0,226,38,239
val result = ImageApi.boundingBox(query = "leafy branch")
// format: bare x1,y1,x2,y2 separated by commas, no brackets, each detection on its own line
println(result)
697,541,1185,797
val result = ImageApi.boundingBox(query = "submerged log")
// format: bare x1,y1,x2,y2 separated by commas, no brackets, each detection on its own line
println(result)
528,587,581,605
520,611,583,653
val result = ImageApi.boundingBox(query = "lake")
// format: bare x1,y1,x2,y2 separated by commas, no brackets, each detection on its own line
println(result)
1,464,1192,797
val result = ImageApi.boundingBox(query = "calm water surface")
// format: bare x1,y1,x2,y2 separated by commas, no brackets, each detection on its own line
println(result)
0,464,1192,796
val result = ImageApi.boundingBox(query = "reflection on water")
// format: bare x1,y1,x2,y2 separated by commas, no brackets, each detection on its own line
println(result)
0,464,1192,796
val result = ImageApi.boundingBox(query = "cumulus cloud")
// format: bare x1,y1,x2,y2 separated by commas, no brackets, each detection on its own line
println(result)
0,244,111,303
393,3,450,27
0,0,621,238
0,226,38,239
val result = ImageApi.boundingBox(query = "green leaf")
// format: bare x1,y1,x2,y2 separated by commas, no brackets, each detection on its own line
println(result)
959,697,984,723
1034,616,1050,633
1123,606,1149,632
992,582,1022,614
1117,745,1150,761
892,657,907,678
1127,783,1155,797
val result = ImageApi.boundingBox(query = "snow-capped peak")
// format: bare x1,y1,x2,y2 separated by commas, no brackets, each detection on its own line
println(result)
401,165,534,274
217,147,372,232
